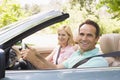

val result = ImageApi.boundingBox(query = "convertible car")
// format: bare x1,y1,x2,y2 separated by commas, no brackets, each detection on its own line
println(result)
0,10,120,80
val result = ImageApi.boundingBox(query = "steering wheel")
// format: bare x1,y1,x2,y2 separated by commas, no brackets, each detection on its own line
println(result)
7,43,36,70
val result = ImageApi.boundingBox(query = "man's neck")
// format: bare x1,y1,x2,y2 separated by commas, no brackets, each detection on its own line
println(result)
79,48,84,55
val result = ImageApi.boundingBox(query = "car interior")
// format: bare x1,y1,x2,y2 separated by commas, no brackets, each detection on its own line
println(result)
7,33,120,70
99,33,120,67
20,33,120,68
0,32,120,79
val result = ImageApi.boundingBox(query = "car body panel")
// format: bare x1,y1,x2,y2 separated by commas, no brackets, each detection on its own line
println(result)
2,67,120,80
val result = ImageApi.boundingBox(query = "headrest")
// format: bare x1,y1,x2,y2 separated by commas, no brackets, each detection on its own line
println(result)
100,33,120,54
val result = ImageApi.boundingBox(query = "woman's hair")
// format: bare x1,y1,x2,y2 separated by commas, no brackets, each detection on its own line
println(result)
57,25,75,46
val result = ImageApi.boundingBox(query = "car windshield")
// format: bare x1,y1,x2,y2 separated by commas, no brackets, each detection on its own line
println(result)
0,10,62,35
0,10,65,45
0,19,29,35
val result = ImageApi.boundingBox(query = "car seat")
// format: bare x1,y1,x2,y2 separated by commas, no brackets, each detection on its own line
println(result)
99,33,120,66
100,33,120,53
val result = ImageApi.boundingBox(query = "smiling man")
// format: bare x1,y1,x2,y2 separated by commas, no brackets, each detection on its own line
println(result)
21,19,109,69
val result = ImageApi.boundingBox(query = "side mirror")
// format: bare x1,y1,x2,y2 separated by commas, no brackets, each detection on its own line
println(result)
0,49,5,79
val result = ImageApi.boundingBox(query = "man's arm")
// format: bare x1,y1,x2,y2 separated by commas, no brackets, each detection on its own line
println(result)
21,47,65,69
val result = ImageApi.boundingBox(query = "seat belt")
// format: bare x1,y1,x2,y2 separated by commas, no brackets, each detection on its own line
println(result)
55,46,61,64
72,51,120,68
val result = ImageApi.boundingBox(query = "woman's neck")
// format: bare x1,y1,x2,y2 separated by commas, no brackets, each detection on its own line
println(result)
61,43,68,48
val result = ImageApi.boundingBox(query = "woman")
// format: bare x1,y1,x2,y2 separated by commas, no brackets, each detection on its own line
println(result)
45,25,78,64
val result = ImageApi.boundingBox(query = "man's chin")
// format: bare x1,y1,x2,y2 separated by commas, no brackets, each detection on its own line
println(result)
80,47,90,52
80,48,86,52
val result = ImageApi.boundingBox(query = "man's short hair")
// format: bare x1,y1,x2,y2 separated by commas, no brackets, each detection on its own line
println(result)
79,19,100,37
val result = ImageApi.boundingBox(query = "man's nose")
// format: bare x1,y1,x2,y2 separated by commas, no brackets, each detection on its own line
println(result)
82,35,87,40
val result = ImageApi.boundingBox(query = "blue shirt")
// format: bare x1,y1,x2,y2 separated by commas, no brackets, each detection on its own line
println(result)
63,48,108,68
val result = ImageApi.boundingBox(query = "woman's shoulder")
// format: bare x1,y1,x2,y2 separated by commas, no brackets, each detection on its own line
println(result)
66,44,79,51
72,44,80,51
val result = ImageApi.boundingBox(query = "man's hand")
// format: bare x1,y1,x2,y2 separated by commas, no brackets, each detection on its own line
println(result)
20,46,38,62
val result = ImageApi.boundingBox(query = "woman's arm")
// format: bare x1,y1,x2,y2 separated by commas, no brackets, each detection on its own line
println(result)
45,49,55,62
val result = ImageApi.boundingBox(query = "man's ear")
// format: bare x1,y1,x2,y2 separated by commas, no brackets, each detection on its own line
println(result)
95,36,100,44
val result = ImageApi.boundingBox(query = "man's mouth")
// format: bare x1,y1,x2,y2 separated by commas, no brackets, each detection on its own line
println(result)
80,42,88,47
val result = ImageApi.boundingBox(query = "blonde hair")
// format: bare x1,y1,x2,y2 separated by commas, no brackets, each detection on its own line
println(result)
57,25,75,46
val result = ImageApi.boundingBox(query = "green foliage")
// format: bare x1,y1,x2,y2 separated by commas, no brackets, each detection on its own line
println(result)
112,28,120,33
0,0,29,28
0,0,120,35
68,0,120,35
42,19,70,34
62,0,100,34
97,0,120,20
69,0,97,15
98,18,120,35
24,4,41,15
99,25,107,36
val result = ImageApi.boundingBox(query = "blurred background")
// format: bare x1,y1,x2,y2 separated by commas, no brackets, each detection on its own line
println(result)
0,0,120,35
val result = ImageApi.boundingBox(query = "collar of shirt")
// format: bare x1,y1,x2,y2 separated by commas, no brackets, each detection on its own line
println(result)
78,47,99,58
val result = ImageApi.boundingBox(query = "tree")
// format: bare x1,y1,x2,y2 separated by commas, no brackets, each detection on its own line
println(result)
61,0,120,34
24,4,41,15
97,0,120,20
69,0,98,15
0,0,29,28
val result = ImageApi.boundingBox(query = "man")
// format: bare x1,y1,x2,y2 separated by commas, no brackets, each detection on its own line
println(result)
21,19,109,69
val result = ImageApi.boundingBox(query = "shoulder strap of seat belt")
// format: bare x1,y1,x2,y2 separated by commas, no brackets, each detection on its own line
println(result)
72,51,120,68
55,46,61,65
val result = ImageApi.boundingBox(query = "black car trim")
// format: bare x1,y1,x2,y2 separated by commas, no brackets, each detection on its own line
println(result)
2,13,69,49
0,49,5,79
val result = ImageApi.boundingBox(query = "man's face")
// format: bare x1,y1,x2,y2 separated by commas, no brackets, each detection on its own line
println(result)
78,24,99,52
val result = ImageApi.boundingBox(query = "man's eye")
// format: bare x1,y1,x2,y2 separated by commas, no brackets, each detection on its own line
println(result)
79,33,84,36
87,34,93,37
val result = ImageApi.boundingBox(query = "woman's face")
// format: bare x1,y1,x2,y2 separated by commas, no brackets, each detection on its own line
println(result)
58,30,69,45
